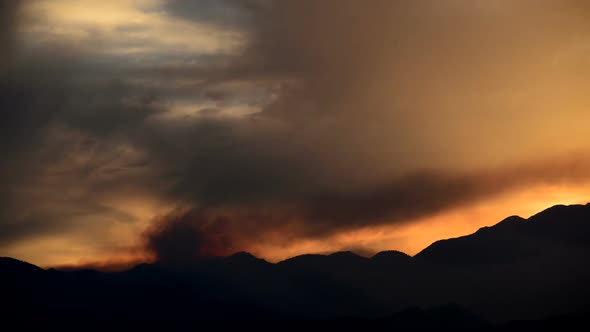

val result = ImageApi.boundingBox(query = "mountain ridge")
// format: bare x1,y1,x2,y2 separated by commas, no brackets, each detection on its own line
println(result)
3,203,589,271
2,202,590,324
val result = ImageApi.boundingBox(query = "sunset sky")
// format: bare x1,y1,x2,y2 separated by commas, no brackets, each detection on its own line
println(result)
1,0,590,268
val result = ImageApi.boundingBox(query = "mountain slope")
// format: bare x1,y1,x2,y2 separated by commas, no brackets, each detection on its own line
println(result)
415,203,590,264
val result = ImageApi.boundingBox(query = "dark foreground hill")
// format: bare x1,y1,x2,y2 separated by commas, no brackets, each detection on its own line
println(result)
2,203,590,329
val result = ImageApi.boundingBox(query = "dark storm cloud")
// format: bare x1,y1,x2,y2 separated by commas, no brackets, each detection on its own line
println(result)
302,156,590,233
145,208,235,263
145,154,590,260
137,116,316,205
0,2,164,248
0,0,21,63
0,47,161,170
0,198,135,247
164,0,257,28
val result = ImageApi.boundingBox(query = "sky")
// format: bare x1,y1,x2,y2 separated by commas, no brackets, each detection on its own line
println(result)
1,0,590,268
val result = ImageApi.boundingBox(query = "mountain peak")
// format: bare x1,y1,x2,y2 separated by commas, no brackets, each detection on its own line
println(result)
0,257,44,277
229,251,257,259
226,251,268,264
328,251,365,258
529,203,590,222
372,250,411,260
499,215,526,224
416,203,590,265
475,215,526,234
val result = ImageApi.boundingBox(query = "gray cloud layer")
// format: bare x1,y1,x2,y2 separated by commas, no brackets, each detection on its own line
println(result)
1,1,590,262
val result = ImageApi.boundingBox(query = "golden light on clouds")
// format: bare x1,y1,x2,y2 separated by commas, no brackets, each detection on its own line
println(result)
1,194,175,268
7,180,589,267
23,0,245,55
250,182,590,262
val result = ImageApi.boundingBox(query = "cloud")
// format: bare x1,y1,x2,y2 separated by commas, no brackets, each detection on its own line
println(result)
2,0,590,264
142,0,590,212
0,0,20,62
144,208,237,263
0,2,166,256
149,0,590,197
164,0,255,29
144,154,590,261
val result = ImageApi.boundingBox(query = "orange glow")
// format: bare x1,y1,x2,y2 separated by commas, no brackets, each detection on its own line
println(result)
6,182,590,269
250,182,590,262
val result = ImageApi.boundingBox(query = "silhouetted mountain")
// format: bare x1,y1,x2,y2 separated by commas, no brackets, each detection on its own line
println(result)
228,250,267,263
371,250,412,266
1,203,590,329
278,251,369,274
0,256,43,276
415,203,590,264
